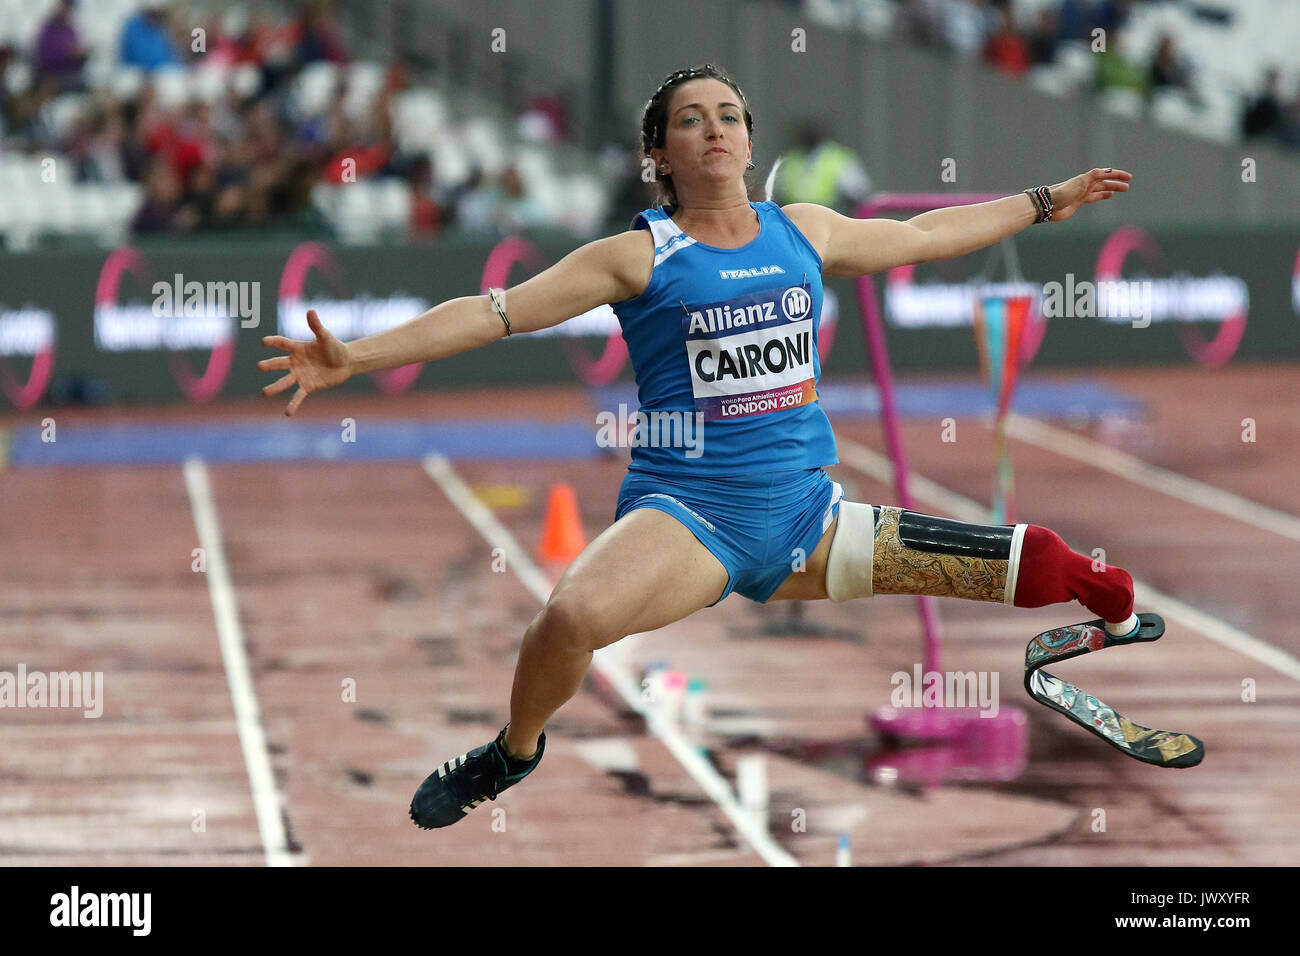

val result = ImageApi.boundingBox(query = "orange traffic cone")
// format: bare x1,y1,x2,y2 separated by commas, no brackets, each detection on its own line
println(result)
538,483,586,564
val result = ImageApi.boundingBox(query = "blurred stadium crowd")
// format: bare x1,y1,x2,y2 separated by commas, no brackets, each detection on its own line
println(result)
1,0,1296,252
0,0,608,249
788,0,1300,148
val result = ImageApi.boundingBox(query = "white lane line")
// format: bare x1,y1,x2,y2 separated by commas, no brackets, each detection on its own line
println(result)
183,457,294,867
836,440,988,524
835,436,1300,685
1006,412,1300,545
422,453,798,867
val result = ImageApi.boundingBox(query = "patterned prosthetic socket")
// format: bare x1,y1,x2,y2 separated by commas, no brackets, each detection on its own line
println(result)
825,506,1136,626
869,506,1025,603
826,503,1024,603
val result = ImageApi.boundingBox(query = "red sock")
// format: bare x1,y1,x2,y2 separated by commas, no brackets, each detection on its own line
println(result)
1012,525,1134,623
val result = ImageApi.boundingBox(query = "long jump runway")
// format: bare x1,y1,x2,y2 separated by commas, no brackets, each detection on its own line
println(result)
1,365,1296,865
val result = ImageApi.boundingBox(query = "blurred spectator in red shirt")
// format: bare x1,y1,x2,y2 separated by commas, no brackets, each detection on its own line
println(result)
207,7,278,67
519,93,570,143
407,154,445,238
320,103,392,183
984,6,1031,77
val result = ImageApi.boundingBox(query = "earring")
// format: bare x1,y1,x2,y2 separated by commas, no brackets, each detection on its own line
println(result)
745,160,755,170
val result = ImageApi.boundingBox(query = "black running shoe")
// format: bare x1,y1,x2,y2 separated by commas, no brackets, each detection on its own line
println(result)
409,725,546,829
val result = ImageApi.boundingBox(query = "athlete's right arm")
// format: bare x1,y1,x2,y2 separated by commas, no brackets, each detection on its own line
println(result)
260,231,652,415
350,230,651,370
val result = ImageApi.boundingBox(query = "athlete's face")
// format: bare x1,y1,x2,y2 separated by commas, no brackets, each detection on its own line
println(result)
654,78,751,192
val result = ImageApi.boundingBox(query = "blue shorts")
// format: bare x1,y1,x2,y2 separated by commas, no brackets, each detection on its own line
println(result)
614,467,843,605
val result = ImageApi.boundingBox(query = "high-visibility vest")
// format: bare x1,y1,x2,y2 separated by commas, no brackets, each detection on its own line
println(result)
779,143,857,206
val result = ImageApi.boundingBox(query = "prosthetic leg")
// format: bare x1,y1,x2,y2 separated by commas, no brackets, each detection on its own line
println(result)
1023,614,1204,767
826,502,1204,767
827,503,1139,630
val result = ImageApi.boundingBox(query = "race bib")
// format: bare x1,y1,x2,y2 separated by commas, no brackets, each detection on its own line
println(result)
681,282,817,421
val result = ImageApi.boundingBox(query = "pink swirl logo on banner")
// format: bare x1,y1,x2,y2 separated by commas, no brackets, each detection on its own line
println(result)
0,311,55,411
1293,242,1300,315
278,242,424,395
886,262,1047,366
481,236,630,386
95,247,234,402
1096,225,1246,369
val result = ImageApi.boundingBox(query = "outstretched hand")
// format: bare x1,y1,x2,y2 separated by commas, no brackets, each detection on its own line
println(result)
258,309,354,416
1048,167,1133,222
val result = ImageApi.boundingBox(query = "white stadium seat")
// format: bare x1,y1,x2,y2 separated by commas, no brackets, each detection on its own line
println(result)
390,89,449,153
557,173,608,235
333,181,383,243
9,0,58,49
1053,42,1096,88
1027,63,1074,98
44,183,81,234
463,117,507,176
77,183,115,236
152,64,191,111
231,63,262,100
293,61,340,120
512,145,553,195
856,0,897,40
1149,89,1199,131
42,93,91,141
1099,87,1144,120
3,60,33,97
106,182,143,224
191,62,230,105
310,183,339,219
376,178,412,228
431,134,472,190
110,65,145,101
344,61,387,124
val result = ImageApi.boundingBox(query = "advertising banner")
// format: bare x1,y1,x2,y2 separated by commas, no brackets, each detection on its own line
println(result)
1,225,1296,410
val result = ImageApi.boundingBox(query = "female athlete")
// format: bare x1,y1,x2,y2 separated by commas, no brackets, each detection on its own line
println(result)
259,65,1141,828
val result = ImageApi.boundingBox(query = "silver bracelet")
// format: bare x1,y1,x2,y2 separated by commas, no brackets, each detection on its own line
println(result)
488,287,512,336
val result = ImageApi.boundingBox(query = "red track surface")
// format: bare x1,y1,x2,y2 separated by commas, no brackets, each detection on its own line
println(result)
2,363,1297,865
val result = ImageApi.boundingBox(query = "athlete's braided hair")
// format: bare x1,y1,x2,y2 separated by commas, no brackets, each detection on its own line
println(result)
639,64,754,213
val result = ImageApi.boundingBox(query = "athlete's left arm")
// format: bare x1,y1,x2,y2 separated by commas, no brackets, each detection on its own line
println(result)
783,169,1131,277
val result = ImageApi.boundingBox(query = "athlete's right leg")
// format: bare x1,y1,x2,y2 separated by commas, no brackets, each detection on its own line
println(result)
502,506,730,760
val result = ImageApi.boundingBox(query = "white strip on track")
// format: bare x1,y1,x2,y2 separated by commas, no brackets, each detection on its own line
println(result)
183,457,294,867
1006,412,1300,544
835,436,1300,685
422,453,799,867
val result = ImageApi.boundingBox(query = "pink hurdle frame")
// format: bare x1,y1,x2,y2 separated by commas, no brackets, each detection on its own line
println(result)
851,193,1006,683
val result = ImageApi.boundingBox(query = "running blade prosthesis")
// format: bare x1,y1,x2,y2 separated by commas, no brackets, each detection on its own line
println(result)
1024,613,1204,768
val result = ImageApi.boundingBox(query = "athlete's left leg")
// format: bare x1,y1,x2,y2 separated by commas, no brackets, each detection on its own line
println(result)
769,502,1139,635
